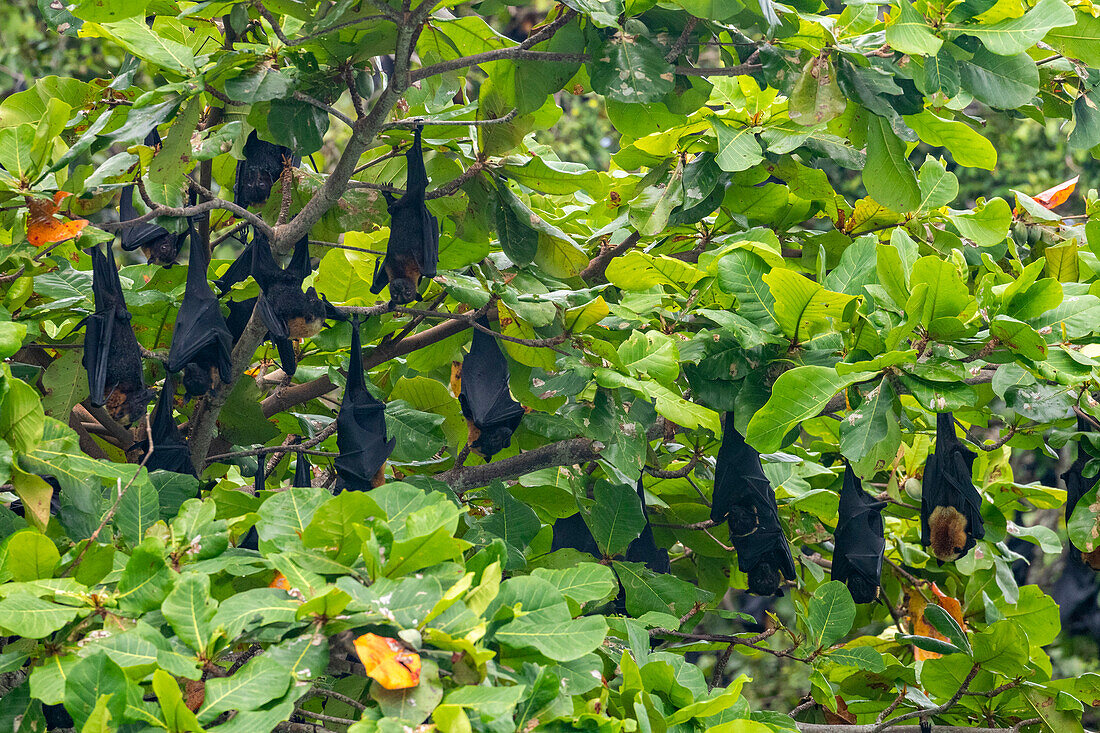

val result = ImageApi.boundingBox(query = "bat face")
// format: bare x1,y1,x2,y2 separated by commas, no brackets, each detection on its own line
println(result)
235,131,297,209
141,235,181,267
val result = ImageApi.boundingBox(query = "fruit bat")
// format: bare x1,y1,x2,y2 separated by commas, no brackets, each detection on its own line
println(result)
166,227,234,398
118,184,191,267
335,316,395,491
1062,415,1100,569
370,126,439,305
831,464,885,604
550,477,669,574
921,412,984,563
234,130,298,209
251,233,343,375
81,244,154,425
1053,549,1100,637
117,130,188,267
458,318,524,459
137,379,197,477
294,452,311,488
238,461,266,551
711,414,769,524
710,414,795,595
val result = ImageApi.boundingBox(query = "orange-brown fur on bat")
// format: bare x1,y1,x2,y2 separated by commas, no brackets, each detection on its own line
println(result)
1082,547,1100,571
371,465,387,489
384,253,422,305
928,505,970,562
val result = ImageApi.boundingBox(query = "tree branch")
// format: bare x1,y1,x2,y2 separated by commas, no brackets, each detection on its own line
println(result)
581,231,641,283
439,438,603,495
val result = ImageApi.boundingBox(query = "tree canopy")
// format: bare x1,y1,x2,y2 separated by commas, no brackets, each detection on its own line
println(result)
2,0,1100,731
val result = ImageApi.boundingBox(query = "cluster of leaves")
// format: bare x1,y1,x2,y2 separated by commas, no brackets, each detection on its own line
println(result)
5,0,1100,731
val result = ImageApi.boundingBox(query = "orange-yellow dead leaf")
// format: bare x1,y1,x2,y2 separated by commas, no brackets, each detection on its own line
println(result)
353,633,421,690
1034,176,1078,209
26,191,89,247
908,583,967,661
269,572,291,591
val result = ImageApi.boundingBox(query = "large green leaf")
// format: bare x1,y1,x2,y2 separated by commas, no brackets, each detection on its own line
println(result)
863,114,920,212
958,48,1038,109
949,0,1074,55
589,34,675,104
763,269,857,343
746,367,877,452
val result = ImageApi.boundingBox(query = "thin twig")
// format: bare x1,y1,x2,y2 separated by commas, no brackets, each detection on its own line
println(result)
871,664,980,732
305,688,367,712
293,91,354,128
652,519,718,530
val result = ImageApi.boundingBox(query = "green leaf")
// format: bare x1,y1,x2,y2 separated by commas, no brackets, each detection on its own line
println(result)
923,603,971,654
589,33,675,104
951,0,1075,56
948,197,1012,245
840,378,901,476
267,100,328,155
587,481,646,557
86,18,196,75
152,669,204,733
0,593,82,638
0,377,44,453
825,645,886,671
1069,84,1100,150
958,48,1038,109
161,573,218,655
255,487,329,547
747,367,877,453
863,114,920,212
495,613,609,661
711,119,763,172
1047,10,1100,67
480,482,541,569
788,57,845,125
614,560,712,617
895,633,963,655
917,157,958,211
886,1,943,55
532,563,617,605
1023,686,1086,733
715,249,777,327
495,181,539,266
2,529,60,581
618,330,680,383
1045,242,1079,282
910,255,972,327
990,315,1047,361
40,348,88,420
764,269,857,343
71,0,149,22
806,581,855,649
905,111,997,170
114,477,159,546
198,656,293,723
224,68,293,104
500,156,608,199
924,50,961,97
63,653,127,728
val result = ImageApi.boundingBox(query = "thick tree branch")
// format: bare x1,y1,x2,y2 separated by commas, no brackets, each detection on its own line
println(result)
439,438,603,495
581,231,641,283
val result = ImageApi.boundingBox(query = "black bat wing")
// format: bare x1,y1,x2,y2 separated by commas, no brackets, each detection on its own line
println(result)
226,298,256,344
285,236,312,282
459,323,522,428
256,293,291,340
711,414,768,523
214,240,255,295
335,316,395,490
625,477,671,574
234,131,297,208
249,233,280,292
293,453,311,487
551,512,601,557
118,184,171,252
833,465,885,602
167,232,234,382
142,380,196,476
83,246,122,406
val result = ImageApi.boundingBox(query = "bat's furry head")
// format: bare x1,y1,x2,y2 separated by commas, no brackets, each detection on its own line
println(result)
143,234,181,267
388,277,418,305
181,363,215,398
472,425,515,460
747,561,783,596
106,385,155,426
845,574,880,604
285,287,327,339
929,505,970,562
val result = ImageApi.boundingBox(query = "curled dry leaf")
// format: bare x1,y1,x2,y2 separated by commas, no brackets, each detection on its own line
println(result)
26,191,89,246
1033,175,1078,209
353,632,422,690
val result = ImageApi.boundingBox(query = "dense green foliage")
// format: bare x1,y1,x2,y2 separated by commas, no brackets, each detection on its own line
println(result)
4,0,1100,731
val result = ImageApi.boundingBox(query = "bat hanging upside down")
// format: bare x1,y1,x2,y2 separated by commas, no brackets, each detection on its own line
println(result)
458,317,525,460
921,412,985,563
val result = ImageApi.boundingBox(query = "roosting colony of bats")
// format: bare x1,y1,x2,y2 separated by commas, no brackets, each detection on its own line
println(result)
79,123,1100,610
